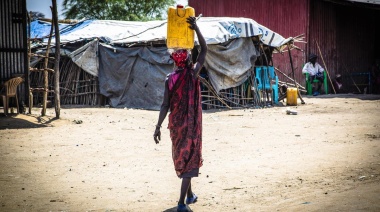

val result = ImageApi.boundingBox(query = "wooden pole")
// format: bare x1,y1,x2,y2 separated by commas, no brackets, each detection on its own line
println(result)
287,43,304,104
198,77,231,109
315,40,336,94
27,12,33,114
52,0,61,118
278,80,307,92
42,9,54,116
287,44,296,85
343,63,361,93
275,67,305,90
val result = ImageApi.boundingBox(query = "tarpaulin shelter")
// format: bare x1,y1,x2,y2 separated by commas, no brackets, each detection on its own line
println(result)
30,17,295,110
29,20,70,39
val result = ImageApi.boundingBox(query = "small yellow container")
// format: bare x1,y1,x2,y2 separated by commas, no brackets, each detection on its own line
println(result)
167,5,195,49
286,88,298,106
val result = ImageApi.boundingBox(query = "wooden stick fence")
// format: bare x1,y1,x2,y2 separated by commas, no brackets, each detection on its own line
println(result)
199,71,277,109
30,56,283,109
29,56,99,106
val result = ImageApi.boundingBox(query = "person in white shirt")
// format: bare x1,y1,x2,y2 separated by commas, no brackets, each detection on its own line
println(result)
302,53,325,96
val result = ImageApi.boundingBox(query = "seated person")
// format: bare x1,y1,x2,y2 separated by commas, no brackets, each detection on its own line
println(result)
302,53,325,96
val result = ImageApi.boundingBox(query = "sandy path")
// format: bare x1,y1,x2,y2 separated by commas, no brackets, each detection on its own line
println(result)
0,94,379,211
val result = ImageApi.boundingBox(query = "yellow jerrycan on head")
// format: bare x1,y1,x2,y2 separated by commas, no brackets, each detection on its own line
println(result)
167,5,195,49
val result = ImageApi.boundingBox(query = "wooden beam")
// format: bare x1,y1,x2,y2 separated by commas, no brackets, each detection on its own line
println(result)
52,0,61,118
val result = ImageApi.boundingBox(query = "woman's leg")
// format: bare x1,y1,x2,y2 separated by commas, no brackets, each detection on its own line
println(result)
179,177,191,205
187,181,193,198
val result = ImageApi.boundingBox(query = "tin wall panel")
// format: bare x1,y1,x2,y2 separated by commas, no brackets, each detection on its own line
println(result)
0,0,27,77
189,0,309,85
0,0,28,102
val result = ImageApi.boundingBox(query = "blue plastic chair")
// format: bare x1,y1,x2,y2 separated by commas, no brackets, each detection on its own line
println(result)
255,66,279,104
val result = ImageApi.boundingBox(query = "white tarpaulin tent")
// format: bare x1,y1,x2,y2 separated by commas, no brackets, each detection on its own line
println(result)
36,17,294,109
50,17,291,48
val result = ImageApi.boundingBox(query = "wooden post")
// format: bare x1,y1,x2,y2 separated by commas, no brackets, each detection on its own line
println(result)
343,63,361,93
198,77,231,109
52,0,61,118
287,43,304,104
275,67,305,90
42,10,54,116
315,40,336,94
27,12,32,114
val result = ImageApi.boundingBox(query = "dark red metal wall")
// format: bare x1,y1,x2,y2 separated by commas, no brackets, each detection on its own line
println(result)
308,0,337,91
335,5,378,72
189,0,380,93
309,0,380,93
189,0,308,38
189,0,309,85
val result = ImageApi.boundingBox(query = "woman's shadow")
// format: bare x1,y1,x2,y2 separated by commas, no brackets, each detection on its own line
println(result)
162,207,178,212
163,206,193,212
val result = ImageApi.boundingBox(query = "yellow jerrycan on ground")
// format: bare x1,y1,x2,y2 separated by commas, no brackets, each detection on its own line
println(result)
167,5,195,49
286,88,298,106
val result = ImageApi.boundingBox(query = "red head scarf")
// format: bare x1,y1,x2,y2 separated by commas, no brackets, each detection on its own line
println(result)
171,49,188,68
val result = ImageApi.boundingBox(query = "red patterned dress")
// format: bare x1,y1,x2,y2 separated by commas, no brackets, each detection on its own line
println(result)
167,66,203,177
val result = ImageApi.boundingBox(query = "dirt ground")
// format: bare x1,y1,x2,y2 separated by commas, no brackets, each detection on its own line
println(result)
0,94,380,212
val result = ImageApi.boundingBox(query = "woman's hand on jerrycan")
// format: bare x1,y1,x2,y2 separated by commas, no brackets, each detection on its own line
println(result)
186,16,197,30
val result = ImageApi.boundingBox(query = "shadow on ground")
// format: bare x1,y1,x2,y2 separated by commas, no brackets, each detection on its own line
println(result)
163,206,180,212
0,113,61,130
305,93,380,100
